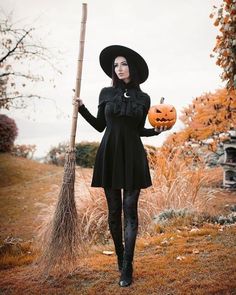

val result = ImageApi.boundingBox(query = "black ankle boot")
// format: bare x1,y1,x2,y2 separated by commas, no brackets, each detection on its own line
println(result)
119,260,133,287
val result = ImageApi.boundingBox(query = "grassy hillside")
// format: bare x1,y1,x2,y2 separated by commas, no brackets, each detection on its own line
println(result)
0,154,235,295
0,153,63,241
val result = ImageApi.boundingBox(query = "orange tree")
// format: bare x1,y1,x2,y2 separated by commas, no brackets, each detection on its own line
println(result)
164,89,236,156
210,0,236,91
161,0,236,159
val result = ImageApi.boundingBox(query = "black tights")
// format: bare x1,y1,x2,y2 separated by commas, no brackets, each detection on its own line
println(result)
104,188,140,262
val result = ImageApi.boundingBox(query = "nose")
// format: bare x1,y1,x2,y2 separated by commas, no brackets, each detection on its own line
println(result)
117,65,122,72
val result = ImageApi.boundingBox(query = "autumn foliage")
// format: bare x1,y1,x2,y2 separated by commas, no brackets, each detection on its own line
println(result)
0,114,18,152
210,0,236,91
164,89,236,153
161,0,236,156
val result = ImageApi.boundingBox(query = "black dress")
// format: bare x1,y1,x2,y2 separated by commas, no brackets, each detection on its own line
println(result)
79,85,157,190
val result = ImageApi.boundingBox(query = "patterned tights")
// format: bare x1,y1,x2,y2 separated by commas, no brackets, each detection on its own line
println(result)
104,188,140,262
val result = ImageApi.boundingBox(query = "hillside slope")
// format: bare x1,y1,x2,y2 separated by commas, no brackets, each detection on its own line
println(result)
0,153,63,241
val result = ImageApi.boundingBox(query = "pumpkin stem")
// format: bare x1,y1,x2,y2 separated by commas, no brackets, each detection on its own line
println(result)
160,97,165,104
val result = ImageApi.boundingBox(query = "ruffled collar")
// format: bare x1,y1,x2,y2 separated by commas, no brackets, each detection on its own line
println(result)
112,87,145,117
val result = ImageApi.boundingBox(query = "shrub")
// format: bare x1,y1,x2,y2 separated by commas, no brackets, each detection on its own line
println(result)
46,142,156,168
11,144,36,159
75,141,99,167
0,115,18,152
214,212,236,225
153,208,195,224
45,142,68,166
45,141,100,167
153,208,236,227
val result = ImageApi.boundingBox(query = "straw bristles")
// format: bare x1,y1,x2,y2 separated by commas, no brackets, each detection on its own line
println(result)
36,150,83,279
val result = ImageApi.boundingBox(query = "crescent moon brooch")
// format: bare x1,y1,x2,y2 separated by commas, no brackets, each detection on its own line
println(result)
124,90,130,98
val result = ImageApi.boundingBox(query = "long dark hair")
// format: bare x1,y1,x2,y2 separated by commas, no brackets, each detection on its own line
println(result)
111,56,141,90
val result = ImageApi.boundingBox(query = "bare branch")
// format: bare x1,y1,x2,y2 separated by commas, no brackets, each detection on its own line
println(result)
0,12,62,111
0,72,41,80
0,28,33,63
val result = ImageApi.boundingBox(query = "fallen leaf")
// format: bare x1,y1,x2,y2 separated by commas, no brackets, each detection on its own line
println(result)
102,250,114,256
176,256,186,261
161,239,169,245
190,228,200,232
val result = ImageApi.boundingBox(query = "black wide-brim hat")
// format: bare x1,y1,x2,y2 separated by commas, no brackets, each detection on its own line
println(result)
99,45,149,84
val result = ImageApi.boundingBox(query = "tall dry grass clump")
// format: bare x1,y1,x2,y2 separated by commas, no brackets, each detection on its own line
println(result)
76,189,109,245
138,147,218,233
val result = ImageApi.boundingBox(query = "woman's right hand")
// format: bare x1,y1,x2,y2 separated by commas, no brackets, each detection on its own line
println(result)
73,97,84,108
154,125,171,133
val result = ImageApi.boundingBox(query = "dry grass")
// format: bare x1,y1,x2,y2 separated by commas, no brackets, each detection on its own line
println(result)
71,148,223,243
77,191,109,244
137,149,222,235
0,153,63,241
0,224,235,294
149,149,218,209
0,153,236,294
0,239,36,270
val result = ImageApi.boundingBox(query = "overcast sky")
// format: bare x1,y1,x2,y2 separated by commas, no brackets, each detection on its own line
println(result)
1,0,224,157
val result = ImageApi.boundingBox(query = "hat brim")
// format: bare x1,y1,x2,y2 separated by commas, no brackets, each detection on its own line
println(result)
99,45,149,84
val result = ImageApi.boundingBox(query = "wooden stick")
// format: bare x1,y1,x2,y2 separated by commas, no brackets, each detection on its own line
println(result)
70,3,87,149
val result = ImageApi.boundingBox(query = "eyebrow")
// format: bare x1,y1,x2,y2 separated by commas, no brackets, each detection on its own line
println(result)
114,60,128,65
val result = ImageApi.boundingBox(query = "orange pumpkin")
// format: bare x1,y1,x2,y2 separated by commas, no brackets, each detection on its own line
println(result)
148,97,177,129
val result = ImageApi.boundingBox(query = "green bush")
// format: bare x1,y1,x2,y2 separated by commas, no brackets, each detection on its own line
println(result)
75,141,99,167
0,115,18,152
46,141,99,167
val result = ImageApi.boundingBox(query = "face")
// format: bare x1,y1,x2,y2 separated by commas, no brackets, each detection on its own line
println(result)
114,56,130,83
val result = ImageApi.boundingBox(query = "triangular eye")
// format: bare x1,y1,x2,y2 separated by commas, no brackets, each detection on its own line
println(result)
155,108,162,113
170,108,174,112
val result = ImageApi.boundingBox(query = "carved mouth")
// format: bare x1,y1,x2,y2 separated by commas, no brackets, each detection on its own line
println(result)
155,118,174,122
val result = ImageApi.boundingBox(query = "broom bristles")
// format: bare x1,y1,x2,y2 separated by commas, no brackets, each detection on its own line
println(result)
36,150,84,279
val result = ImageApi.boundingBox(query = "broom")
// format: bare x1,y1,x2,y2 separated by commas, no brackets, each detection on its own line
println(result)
38,3,88,278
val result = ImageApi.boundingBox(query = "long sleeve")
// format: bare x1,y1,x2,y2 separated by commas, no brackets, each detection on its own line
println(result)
139,112,159,137
139,93,160,137
78,89,107,132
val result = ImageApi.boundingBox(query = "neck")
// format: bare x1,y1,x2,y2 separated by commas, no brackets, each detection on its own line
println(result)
115,80,140,91
123,78,131,84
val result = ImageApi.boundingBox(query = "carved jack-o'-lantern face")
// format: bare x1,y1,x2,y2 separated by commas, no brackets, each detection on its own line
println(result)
148,98,177,129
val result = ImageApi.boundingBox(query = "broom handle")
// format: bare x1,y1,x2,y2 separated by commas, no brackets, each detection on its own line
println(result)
70,3,87,149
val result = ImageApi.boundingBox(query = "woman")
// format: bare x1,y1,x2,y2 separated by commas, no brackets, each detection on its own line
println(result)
76,45,168,287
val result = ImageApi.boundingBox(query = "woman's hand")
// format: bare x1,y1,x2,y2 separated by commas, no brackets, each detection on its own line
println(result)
154,126,171,133
73,97,84,107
